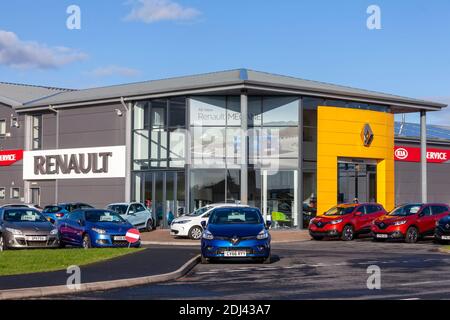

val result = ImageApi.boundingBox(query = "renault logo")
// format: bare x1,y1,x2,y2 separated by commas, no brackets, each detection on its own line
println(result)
361,124,374,147
231,236,240,245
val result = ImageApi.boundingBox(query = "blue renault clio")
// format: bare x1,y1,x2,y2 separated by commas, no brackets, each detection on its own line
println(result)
200,206,271,264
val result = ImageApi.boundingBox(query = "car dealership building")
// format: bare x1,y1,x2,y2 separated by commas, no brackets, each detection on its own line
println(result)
0,69,449,229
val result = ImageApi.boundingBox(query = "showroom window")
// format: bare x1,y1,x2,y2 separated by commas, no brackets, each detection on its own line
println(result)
0,188,5,200
10,187,20,200
0,119,6,136
189,96,241,169
248,96,300,168
132,97,186,170
32,115,42,150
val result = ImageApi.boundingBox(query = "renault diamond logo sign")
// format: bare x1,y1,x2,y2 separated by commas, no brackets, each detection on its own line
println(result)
361,124,374,147
231,236,239,245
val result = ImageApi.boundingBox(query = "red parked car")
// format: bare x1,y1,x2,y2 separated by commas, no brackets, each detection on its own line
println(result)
309,203,387,241
371,203,450,243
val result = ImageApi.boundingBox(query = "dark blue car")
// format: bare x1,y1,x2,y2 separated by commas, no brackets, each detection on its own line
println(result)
57,209,140,249
200,206,271,264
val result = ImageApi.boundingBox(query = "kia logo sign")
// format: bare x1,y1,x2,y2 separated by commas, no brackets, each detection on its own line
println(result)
394,146,450,164
394,148,409,160
23,146,126,180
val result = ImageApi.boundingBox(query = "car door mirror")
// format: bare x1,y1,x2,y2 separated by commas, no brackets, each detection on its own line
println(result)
77,219,84,226
201,221,207,228
266,220,272,229
128,210,135,215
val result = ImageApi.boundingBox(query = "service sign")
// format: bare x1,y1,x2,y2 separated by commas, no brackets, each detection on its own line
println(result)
23,146,126,180
394,146,450,164
0,150,23,166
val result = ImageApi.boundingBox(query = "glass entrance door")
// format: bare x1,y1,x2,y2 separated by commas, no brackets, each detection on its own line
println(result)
261,170,298,229
133,171,185,229
338,159,377,204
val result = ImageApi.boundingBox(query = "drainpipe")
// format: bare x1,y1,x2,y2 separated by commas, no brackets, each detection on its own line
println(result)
49,106,59,203
420,110,427,203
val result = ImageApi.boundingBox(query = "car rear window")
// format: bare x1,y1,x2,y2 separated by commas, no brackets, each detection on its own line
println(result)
43,206,62,213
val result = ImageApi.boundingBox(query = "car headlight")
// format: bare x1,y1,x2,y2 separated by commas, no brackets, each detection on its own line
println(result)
5,228,23,235
331,219,343,225
393,220,407,226
92,228,107,234
174,220,191,225
257,229,269,240
202,230,214,240
50,229,58,235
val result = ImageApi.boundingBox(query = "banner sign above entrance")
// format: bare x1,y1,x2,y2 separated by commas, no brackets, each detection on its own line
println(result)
394,146,449,164
0,150,23,166
23,146,126,180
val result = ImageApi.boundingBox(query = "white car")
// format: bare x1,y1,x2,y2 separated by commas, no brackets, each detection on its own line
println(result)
0,204,43,212
107,202,154,232
170,203,249,240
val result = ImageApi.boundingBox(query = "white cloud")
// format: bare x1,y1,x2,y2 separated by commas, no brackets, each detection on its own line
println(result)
125,0,201,23
0,30,87,69
87,65,141,78
423,97,450,127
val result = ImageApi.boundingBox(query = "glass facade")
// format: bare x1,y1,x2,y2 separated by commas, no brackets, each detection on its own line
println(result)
131,94,387,229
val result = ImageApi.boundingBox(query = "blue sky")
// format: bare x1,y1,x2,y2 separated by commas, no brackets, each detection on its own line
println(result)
0,0,449,124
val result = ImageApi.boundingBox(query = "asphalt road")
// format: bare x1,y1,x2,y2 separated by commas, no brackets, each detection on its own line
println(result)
0,246,197,290
52,238,450,300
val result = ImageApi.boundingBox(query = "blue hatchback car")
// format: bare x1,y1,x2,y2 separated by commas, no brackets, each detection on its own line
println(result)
57,209,140,249
200,206,271,264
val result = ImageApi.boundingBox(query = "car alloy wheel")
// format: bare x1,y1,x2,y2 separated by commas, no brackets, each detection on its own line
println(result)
341,225,354,241
83,234,92,249
189,226,203,240
146,219,153,232
405,227,418,243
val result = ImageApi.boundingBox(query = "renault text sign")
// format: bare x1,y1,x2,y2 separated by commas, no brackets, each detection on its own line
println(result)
23,146,126,180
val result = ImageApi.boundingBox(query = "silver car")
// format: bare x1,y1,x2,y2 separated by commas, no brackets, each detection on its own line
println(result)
107,202,154,232
0,208,59,251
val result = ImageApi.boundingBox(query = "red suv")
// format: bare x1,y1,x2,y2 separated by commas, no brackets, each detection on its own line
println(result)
309,203,387,241
371,203,450,243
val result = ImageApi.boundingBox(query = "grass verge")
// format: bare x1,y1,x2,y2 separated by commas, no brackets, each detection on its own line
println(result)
0,248,144,276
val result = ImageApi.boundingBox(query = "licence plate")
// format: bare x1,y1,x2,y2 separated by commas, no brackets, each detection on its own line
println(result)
442,236,450,240
114,236,126,241
224,251,247,257
376,234,388,239
26,236,47,241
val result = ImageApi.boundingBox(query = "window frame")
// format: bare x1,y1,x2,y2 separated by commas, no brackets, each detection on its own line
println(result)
0,187,5,200
0,119,6,136
10,187,20,200
32,115,43,151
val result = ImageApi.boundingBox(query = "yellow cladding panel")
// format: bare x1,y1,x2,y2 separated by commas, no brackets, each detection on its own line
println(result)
317,107,395,215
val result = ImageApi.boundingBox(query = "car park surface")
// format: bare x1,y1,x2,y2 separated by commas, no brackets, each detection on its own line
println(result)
309,203,386,241
372,203,450,243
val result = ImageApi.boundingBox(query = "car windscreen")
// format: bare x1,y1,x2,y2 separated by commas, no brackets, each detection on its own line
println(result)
3,209,47,222
209,208,263,225
389,204,422,217
187,206,212,217
43,206,62,213
324,206,356,216
85,210,126,223
107,205,128,215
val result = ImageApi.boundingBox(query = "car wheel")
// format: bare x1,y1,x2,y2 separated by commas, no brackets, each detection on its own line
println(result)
341,225,354,241
201,255,209,264
145,219,153,232
312,236,323,241
0,235,6,252
189,226,203,240
405,227,419,244
82,234,92,249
